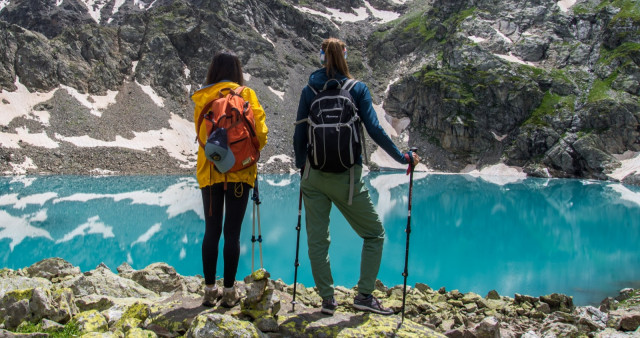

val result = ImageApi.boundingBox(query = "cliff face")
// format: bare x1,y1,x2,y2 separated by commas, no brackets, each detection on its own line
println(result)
372,0,640,181
0,0,638,182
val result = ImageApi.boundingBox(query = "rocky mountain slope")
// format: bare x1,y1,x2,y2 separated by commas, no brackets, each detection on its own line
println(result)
0,0,638,183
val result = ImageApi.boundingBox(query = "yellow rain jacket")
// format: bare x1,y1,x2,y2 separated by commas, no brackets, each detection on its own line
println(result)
192,82,268,188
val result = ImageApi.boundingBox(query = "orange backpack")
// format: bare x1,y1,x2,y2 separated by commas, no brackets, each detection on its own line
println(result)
196,87,260,173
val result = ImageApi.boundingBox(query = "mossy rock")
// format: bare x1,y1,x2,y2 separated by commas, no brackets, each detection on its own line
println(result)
74,310,109,334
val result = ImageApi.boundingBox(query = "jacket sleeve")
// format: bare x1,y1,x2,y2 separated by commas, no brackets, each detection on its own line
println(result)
293,86,312,169
354,82,408,164
244,87,269,151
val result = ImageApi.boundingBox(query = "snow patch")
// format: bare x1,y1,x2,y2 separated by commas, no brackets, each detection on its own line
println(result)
557,0,576,12
136,81,164,107
296,2,400,25
494,53,536,66
0,127,59,149
468,35,486,43
364,1,400,23
261,33,276,48
83,0,107,23
244,73,252,81
491,131,508,141
55,113,195,167
6,157,38,175
609,151,640,181
493,28,513,43
0,78,55,127
268,87,285,101
61,85,118,117
0,0,9,12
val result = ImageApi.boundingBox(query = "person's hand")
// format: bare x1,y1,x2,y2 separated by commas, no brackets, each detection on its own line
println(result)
410,152,420,167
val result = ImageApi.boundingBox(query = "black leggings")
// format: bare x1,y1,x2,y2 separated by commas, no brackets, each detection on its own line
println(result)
201,182,251,287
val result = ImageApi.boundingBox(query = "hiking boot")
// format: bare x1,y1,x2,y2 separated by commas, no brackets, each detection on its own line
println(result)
353,293,393,315
321,297,338,315
220,286,241,308
202,286,220,307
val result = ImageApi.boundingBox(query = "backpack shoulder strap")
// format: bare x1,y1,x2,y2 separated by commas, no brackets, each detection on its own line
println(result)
342,79,358,92
195,100,215,148
233,86,247,96
307,84,318,96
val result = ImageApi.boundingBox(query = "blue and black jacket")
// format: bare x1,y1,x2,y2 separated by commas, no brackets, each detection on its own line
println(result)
293,68,409,169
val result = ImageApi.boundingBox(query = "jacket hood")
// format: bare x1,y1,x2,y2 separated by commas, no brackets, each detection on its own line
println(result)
308,68,348,91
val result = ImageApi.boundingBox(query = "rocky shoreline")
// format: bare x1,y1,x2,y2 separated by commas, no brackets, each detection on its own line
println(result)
0,258,639,337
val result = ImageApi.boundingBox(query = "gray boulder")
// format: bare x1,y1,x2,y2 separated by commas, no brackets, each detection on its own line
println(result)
25,257,81,281
59,265,157,299
186,313,265,338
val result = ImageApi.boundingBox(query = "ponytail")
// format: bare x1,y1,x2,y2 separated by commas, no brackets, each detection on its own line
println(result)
321,38,351,79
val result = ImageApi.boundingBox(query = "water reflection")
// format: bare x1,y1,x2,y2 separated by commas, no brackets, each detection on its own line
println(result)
0,174,639,306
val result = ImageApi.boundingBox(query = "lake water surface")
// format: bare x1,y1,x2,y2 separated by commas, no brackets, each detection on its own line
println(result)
1,173,639,306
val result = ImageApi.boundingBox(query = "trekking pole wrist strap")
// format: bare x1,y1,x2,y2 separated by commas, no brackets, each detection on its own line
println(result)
404,152,413,175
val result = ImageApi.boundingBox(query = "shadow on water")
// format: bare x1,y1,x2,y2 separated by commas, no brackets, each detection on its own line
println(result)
1,173,639,306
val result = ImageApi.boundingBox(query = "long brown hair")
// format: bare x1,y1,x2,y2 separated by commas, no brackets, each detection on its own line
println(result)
204,52,244,86
322,38,351,79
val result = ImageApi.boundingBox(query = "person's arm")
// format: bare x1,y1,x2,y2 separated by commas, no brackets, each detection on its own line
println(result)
354,82,408,164
293,86,312,169
244,87,268,151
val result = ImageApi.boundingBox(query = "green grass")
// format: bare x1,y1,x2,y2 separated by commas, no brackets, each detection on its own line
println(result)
524,91,575,126
588,71,618,102
15,321,80,337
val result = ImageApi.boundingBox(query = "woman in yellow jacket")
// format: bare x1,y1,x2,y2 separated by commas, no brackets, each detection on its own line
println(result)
191,52,268,308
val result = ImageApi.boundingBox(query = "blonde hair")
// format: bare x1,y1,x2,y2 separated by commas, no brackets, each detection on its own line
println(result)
322,38,351,79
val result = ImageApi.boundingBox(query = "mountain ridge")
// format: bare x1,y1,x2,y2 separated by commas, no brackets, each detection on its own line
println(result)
0,0,639,183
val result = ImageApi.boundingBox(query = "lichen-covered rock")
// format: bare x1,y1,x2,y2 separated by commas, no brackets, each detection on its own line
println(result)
186,313,264,338
339,314,445,337
0,276,52,299
128,263,183,294
112,302,150,333
74,309,109,334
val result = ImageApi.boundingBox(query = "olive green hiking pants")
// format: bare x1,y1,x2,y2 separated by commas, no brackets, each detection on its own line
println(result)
301,165,385,299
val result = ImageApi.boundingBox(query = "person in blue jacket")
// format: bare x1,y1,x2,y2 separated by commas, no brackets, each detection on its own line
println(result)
293,37,420,315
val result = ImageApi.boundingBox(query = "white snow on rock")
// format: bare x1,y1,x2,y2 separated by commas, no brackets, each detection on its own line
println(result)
295,1,400,26
0,78,55,127
0,127,59,149
0,0,9,12
55,112,196,168
136,81,165,107
557,0,577,12
609,151,640,182
60,85,118,117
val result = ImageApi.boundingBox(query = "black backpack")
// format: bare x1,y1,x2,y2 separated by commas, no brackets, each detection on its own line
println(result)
301,78,366,173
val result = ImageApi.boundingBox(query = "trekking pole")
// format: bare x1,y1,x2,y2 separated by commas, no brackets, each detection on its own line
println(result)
291,182,303,312
251,179,263,272
399,147,417,328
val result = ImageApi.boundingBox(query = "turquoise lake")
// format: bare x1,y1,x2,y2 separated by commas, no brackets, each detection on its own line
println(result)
1,173,639,306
